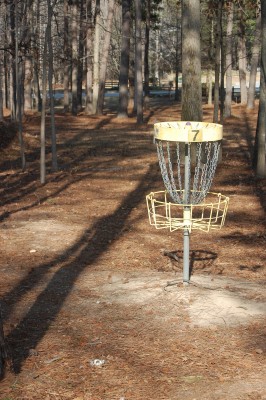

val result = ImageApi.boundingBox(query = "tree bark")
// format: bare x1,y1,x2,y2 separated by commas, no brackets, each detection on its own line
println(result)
0,58,3,121
181,0,202,121
247,8,261,109
85,0,93,114
3,43,9,109
134,0,143,124
213,0,223,123
128,57,135,115
175,5,181,102
238,4,248,105
47,0,57,172
32,0,42,112
92,0,101,114
144,0,151,108
71,0,79,115
206,19,214,105
206,69,213,105
155,28,160,85
224,2,233,118
24,56,33,110
40,27,48,184
9,0,16,120
23,0,34,112
254,0,266,178
15,0,26,169
97,0,115,114
33,60,42,112
118,0,131,118
220,1,225,122
63,0,70,112
77,0,84,111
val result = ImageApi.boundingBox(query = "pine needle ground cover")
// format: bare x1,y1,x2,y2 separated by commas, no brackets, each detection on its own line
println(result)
0,100,265,399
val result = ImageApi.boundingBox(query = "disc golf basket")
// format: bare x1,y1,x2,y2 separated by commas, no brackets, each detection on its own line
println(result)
146,121,229,284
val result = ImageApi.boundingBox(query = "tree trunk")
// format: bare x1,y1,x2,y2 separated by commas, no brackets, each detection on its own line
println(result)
77,0,84,111
71,0,79,115
254,0,266,178
206,69,213,104
3,13,9,110
238,5,248,105
175,6,181,102
144,0,150,108
97,0,115,114
3,45,8,109
213,0,223,123
33,60,42,112
47,0,57,172
155,28,160,85
220,1,225,122
15,0,26,169
224,2,234,118
0,60,3,121
63,0,70,112
24,56,33,110
206,19,214,105
247,9,261,109
92,0,101,114
118,0,131,118
9,0,16,121
40,27,48,184
181,0,202,121
128,58,135,115
85,0,93,115
23,0,34,112
134,0,143,124
33,0,42,112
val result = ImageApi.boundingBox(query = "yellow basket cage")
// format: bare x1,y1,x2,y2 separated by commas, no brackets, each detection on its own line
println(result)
146,190,229,233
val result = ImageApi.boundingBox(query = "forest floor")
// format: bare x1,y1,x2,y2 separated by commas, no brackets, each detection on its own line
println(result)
0,98,265,400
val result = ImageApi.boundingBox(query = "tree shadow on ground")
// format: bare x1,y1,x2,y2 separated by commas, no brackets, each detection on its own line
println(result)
163,249,218,277
0,123,156,224
4,162,158,375
0,121,18,151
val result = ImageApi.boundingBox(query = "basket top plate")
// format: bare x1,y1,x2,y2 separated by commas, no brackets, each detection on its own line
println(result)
154,121,223,142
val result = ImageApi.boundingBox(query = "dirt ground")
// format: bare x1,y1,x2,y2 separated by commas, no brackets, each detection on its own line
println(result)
0,98,265,400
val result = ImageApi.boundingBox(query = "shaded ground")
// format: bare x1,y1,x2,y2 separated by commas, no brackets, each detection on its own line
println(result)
0,99,265,400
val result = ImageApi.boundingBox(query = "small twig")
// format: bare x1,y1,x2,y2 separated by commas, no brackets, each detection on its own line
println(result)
163,280,183,291
163,250,179,262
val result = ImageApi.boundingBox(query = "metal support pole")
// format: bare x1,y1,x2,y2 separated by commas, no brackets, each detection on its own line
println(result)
183,229,190,283
183,143,190,284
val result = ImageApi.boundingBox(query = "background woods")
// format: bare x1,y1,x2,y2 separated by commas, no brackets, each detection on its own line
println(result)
0,1,263,115
0,1,264,141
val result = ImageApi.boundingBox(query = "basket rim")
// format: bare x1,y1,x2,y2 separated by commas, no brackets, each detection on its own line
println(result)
146,190,229,207
154,121,223,142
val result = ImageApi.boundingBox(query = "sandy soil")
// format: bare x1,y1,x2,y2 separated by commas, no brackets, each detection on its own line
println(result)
0,99,265,400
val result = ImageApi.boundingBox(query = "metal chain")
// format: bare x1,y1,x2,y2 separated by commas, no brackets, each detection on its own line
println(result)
156,139,221,205
192,142,202,202
156,141,182,203
166,142,179,200
156,141,172,195
192,141,221,204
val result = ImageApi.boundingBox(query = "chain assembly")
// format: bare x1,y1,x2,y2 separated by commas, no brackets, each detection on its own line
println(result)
156,140,221,205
